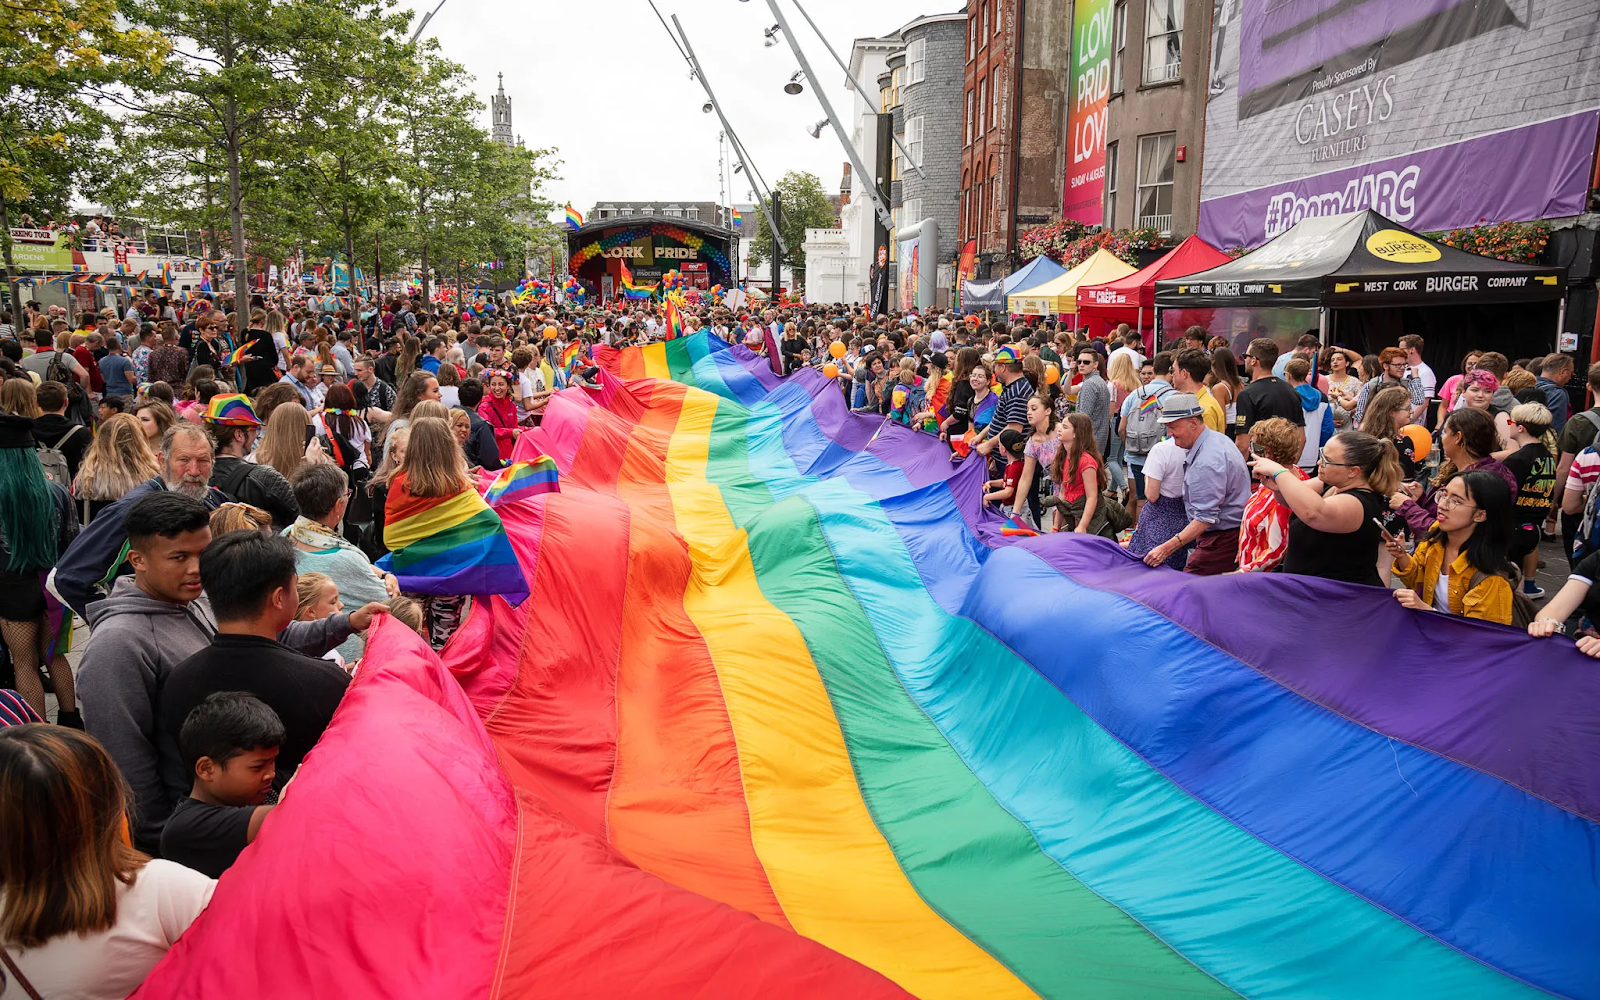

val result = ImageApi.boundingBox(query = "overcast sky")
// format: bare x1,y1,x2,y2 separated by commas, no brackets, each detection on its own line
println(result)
405,0,949,222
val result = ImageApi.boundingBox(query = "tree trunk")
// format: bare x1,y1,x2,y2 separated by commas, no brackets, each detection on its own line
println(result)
0,196,23,333
221,18,250,343
341,200,357,316
226,107,250,340
418,191,431,314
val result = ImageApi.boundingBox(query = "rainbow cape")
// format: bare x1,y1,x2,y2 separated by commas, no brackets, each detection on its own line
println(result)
375,481,528,605
971,389,998,431
484,457,560,506
132,332,1598,999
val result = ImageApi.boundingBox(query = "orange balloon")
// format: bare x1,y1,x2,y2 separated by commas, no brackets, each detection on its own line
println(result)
829,340,847,358
1400,424,1432,459
542,326,559,339
1044,363,1060,385
823,362,840,379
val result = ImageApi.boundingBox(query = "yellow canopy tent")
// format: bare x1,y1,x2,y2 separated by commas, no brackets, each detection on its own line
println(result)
1007,249,1138,317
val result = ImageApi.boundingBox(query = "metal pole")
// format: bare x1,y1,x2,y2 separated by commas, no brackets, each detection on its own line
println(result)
785,0,924,179
409,0,449,44
1556,297,1567,352
1317,306,1328,347
658,7,787,257
771,191,782,298
764,0,894,230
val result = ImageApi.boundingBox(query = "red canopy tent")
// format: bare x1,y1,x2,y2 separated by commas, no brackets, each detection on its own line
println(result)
1077,235,1231,351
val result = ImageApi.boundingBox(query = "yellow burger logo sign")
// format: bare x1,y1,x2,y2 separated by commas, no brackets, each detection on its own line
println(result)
1365,229,1441,263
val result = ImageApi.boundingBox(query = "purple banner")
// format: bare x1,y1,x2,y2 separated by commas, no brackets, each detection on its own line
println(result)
1199,110,1599,250
1238,0,1501,117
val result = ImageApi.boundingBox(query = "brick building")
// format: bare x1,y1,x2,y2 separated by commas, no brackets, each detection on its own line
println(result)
957,0,1071,278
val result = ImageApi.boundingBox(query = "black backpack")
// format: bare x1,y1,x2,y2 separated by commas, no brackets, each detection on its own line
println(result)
44,353,86,404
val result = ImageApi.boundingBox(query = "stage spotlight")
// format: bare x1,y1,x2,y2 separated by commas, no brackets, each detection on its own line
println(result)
762,24,781,46
702,101,714,114
733,163,744,174
784,71,804,95
807,119,827,138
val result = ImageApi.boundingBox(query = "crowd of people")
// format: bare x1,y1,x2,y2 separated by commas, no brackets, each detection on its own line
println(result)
0,281,1590,996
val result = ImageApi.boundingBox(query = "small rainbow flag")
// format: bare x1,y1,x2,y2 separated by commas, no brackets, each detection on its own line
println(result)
1000,514,1039,537
730,208,743,227
663,297,684,340
559,341,583,371
565,204,584,231
485,457,560,507
377,477,528,604
1138,390,1164,414
227,339,256,367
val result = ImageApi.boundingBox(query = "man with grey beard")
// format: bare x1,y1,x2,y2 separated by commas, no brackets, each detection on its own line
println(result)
50,422,230,617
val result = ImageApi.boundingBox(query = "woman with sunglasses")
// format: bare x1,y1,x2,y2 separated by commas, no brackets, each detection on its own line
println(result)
1386,470,1515,624
1247,429,1402,586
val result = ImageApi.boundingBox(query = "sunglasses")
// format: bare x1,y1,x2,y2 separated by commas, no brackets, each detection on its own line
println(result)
1316,446,1360,468
1077,358,1096,366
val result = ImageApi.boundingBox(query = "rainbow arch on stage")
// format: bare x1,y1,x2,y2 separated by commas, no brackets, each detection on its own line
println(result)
134,332,1599,999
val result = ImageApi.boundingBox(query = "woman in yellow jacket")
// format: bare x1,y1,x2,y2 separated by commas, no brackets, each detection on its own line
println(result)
1384,469,1515,624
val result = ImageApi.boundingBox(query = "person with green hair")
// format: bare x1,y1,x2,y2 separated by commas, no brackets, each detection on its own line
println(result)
0,409,81,724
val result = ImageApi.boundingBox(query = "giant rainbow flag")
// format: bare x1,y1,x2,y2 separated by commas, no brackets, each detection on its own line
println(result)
134,332,1598,999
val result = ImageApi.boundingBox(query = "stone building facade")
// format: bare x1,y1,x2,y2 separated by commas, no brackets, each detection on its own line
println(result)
895,11,969,301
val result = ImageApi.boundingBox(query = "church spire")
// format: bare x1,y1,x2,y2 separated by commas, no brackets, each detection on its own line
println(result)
490,72,513,147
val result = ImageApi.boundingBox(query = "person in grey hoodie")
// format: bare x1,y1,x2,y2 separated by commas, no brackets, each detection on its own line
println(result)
76,492,383,854
48,422,228,619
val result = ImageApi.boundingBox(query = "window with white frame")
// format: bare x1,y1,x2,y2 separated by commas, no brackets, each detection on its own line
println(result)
1135,132,1175,232
903,197,923,225
965,89,974,144
968,12,977,60
1111,3,1127,93
981,2,989,40
1143,0,1182,84
906,115,924,167
1104,141,1119,226
990,69,999,129
978,78,987,134
993,0,1001,34
907,38,926,85
685,207,699,220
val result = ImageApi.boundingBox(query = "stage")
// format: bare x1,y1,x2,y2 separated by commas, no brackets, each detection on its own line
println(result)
566,214,738,302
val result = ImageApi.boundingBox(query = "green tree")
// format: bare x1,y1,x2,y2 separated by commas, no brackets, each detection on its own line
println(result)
105,0,404,336
389,55,558,305
0,0,167,314
280,4,413,295
745,170,837,286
